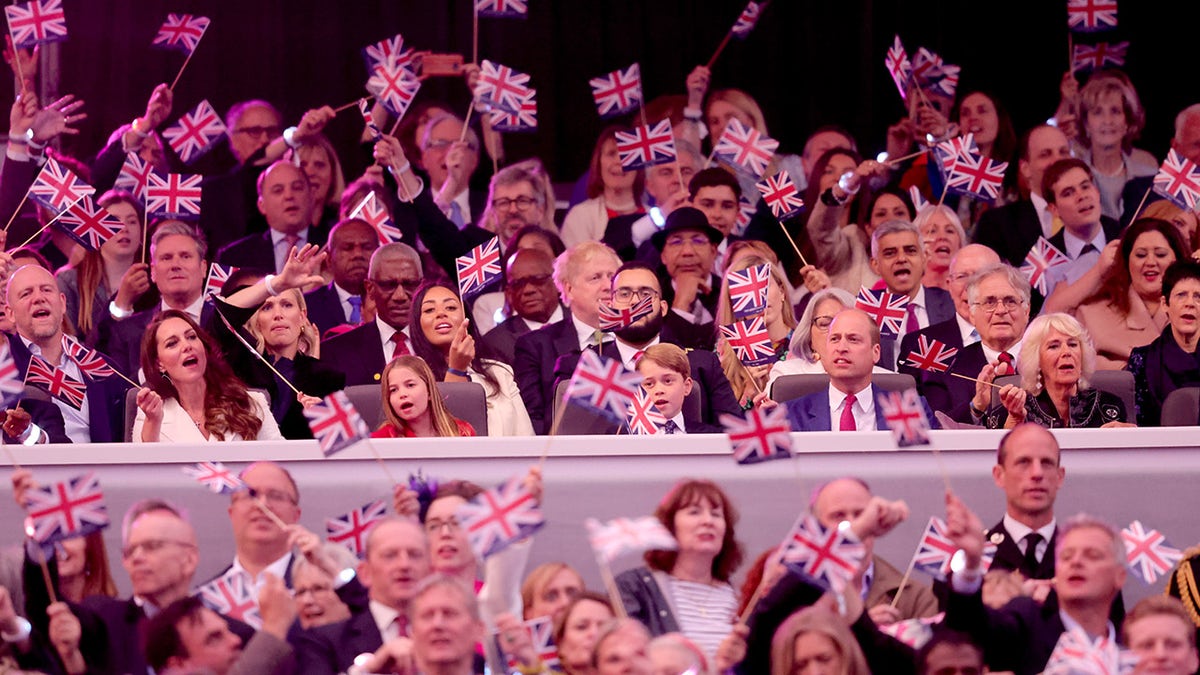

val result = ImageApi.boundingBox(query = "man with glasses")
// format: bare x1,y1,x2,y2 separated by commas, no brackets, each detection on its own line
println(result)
217,160,327,273
322,243,423,386
650,207,723,349
418,114,486,229
482,248,564,362
919,263,1032,423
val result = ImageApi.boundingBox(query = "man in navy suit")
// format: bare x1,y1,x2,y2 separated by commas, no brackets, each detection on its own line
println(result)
321,243,422,386
481,248,564,363
783,308,935,431
4,265,129,443
920,263,1030,423
217,161,329,273
304,219,379,336
1041,158,1125,299
294,517,431,675
941,493,1127,675
898,244,1000,380
869,220,956,370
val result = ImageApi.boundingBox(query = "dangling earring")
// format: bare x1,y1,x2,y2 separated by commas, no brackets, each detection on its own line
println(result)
160,369,171,382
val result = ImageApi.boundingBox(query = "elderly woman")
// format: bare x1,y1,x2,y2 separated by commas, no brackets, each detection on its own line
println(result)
1127,260,1200,427
1071,71,1158,220
615,479,744,659
290,542,356,629
770,606,871,675
716,256,796,407
914,204,967,290
984,313,1129,429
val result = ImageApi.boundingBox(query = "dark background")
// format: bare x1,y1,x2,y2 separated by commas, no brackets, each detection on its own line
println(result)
15,0,1192,184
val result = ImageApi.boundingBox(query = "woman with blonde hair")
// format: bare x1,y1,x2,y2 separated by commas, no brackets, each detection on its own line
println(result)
1072,71,1158,220
770,606,870,675
715,255,796,406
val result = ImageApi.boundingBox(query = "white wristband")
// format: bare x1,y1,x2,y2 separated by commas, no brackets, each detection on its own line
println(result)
1,616,31,643
264,274,281,297
109,300,133,320
283,126,301,150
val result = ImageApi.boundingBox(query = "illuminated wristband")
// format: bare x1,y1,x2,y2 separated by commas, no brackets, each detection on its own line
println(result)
836,170,860,196
1,616,31,643
109,300,133,320
129,118,150,138
24,128,45,151
283,126,301,150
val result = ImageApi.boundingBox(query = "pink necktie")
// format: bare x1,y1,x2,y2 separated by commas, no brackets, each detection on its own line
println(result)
905,303,920,333
839,395,857,431
391,333,410,360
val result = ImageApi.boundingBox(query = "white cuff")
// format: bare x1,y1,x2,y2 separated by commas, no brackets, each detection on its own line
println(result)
1,616,31,643
18,422,47,445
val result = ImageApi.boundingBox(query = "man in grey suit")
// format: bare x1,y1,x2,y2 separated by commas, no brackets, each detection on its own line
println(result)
481,248,563,362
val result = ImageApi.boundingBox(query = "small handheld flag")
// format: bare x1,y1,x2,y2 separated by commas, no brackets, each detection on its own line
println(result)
348,192,404,244
26,356,86,409
5,0,68,48
488,90,538,133
304,391,372,457
566,351,642,423
456,475,545,559
54,195,124,252
366,61,421,119
586,516,677,563
162,100,227,164
615,120,677,172
326,499,389,558
456,237,503,299
196,571,261,629
757,172,804,221
1152,149,1200,212
152,13,208,54
475,60,533,114
476,0,528,18
23,472,108,544
1072,41,1128,71
719,316,776,367
203,263,238,298
28,158,93,214
1067,0,1118,33
904,336,959,374
598,295,656,332
1021,237,1071,296
625,390,667,436
877,389,931,447
590,63,643,119
1122,520,1183,585
727,262,771,319
722,406,792,464
494,617,559,671
855,287,910,336
780,515,866,593
145,172,203,220
182,461,245,495
714,118,777,179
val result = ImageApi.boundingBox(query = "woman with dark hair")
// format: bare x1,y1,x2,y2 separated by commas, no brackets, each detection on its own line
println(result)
560,125,646,248
55,190,148,341
615,478,744,658
864,186,915,237
133,309,283,442
409,281,533,436
1060,218,1187,369
804,150,889,294
1127,260,1200,427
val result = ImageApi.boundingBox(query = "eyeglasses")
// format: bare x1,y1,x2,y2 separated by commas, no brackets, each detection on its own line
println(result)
231,487,298,507
232,125,281,139
509,273,553,291
492,196,539,211
971,297,1026,313
425,517,460,534
293,583,334,598
664,234,713,249
121,539,195,560
612,287,661,303
422,138,479,153
813,316,836,330
372,278,422,295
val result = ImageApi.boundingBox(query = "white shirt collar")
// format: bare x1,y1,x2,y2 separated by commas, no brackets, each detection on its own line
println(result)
1059,609,1117,644
571,313,609,352
162,295,205,324
656,411,687,434
368,599,404,640
828,381,874,430
521,305,564,332
270,227,310,246
981,340,1022,365
1062,225,1106,260
1002,513,1056,550
956,313,980,346
229,551,293,589
1031,193,1053,238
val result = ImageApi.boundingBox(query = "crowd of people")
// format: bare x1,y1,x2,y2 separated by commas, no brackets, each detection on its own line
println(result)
2,14,1200,675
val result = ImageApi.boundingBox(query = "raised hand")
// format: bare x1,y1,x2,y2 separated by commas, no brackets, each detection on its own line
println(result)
30,95,88,143
685,65,711,110
447,319,475,373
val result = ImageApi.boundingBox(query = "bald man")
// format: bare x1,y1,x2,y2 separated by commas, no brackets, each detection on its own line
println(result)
217,160,329,273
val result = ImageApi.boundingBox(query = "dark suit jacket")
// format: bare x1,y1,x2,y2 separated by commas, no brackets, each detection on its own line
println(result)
2,395,70,444
896,317,969,381
919,341,990,423
293,611,383,675
944,587,1070,675
320,321,390,387
785,384,938,431
974,200,1044,267
217,226,330,273
91,300,217,380
880,286,956,370
481,313,539,364
304,282,356,336
601,212,645,261
397,183,495,281
1047,215,1123,257
985,520,1057,580
513,316,583,434
5,334,130,444
1120,175,1160,228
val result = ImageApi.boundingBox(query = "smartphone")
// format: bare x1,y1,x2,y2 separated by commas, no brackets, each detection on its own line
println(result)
421,53,464,77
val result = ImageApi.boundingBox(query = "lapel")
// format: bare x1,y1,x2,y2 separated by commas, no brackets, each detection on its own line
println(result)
869,384,891,430
801,390,832,430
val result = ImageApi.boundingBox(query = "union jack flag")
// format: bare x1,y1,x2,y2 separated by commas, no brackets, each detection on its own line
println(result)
615,119,677,172
304,391,372,457
933,133,978,173
728,262,771,319
475,60,533,114
730,1,762,39
1153,149,1200,212
496,617,560,672
878,613,945,650
326,499,389,558
904,336,959,374
1072,41,1128,71
456,237,503,299
360,99,381,142
145,172,203,219
625,390,667,436
585,516,677,564
885,34,912,100
1067,0,1118,33
152,13,208,54
714,118,778,179
54,195,123,252
1021,237,1071,295
162,100,227,164
908,185,930,212
720,316,776,367
476,0,528,18
1122,520,1183,585
362,33,419,76
599,295,656,332
182,461,245,495
590,63,643,119
26,356,86,409
28,158,93,214
1045,629,1122,675
756,171,804,221
348,192,404,244
781,515,866,593
911,517,962,581
878,388,930,447
23,473,108,544
4,0,67,48
456,475,544,559
855,287,910,336
204,263,238,297
566,351,642,423
0,344,24,408
909,47,960,99
196,571,261,630
367,61,421,119
944,152,1008,202
488,89,538,132
722,406,792,464
115,153,152,202
734,196,757,236
62,336,116,381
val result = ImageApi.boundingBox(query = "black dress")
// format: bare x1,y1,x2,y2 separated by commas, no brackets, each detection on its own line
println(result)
1126,327,1200,427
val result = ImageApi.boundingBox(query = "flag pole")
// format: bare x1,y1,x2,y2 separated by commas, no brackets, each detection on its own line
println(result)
333,96,372,114
537,393,571,471
363,439,399,485
251,496,289,530
889,532,925,609
472,4,480,66
2,193,31,232
776,220,808,268
23,525,59,605
1,443,20,469
168,35,204,91
705,31,734,71
207,299,304,397
593,553,628,619
12,195,87,251
884,148,929,167
459,100,475,143
1128,186,1153,224
140,207,149,265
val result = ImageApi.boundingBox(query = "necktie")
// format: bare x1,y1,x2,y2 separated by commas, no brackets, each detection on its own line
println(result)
1022,532,1043,575
347,296,362,324
905,303,920,334
1079,243,1098,257
392,614,409,640
663,420,679,434
284,233,301,253
839,395,856,431
448,201,465,228
390,333,410,360
998,351,1016,376
632,350,644,365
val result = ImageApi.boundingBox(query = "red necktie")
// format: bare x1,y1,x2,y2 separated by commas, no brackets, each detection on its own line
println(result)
998,351,1016,375
391,333,410,360
905,303,920,333
839,395,857,431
